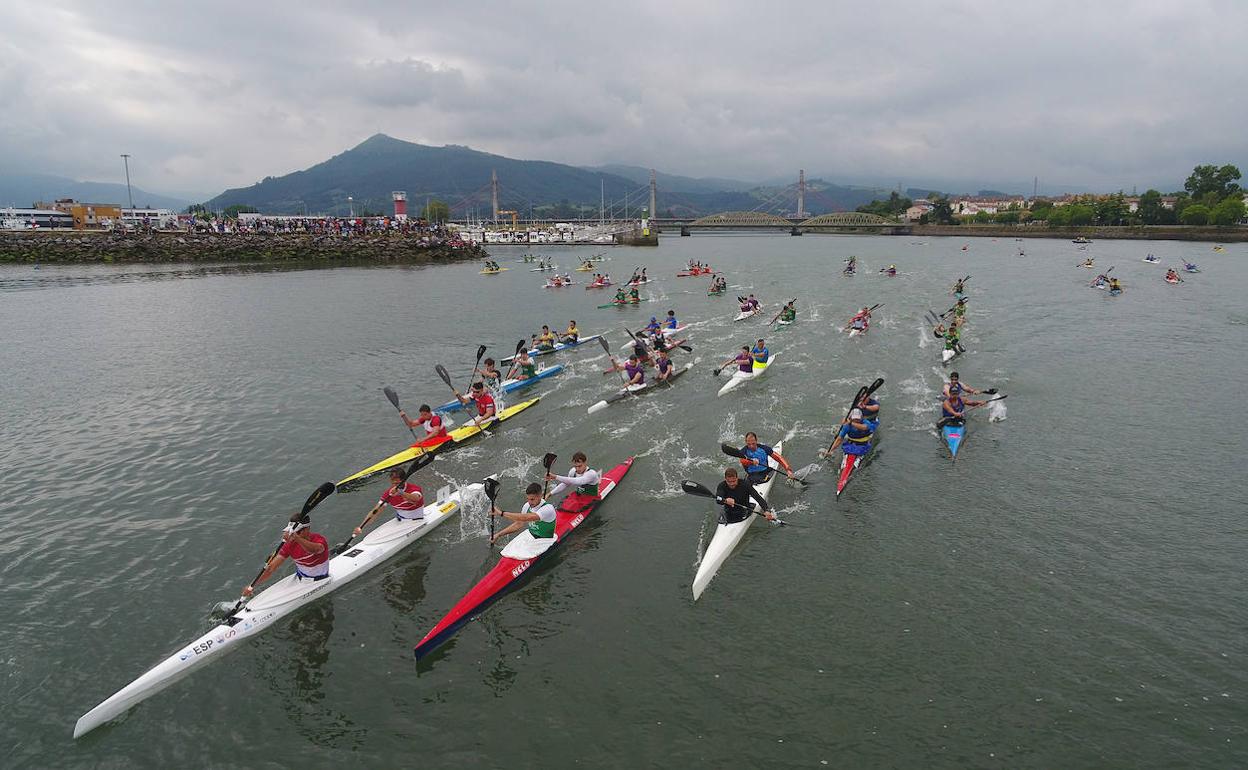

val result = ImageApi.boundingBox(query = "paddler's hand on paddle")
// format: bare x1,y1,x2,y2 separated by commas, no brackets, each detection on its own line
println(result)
722,496,737,508
763,509,777,521
242,585,255,597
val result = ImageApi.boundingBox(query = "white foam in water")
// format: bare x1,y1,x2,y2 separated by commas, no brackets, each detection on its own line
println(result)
988,400,1008,422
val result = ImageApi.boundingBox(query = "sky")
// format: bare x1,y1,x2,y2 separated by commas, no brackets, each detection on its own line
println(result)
2,0,1246,200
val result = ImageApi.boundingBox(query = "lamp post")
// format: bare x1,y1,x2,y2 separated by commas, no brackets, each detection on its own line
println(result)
120,154,134,209
347,196,354,218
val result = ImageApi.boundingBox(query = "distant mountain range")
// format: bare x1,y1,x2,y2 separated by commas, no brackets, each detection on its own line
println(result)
0,173,190,211
204,134,896,218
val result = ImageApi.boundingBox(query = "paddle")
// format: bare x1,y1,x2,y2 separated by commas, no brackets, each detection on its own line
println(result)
719,443,807,486
938,298,968,317
332,454,435,555
820,377,885,458
713,351,742,378
628,327,692,354
768,298,797,326
598,336,630,388
222,481,336,616
844,302,883,330
936,394,1008,428
484,476,500,545
437,363,492,432
540,452,558,500
463,344,487,389
679,480,790,526
383,386,418,441
502,338,527,380
1090,266,1115,286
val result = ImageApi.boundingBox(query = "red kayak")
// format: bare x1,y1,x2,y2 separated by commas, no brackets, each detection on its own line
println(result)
413,457,635,659
677,268,712,277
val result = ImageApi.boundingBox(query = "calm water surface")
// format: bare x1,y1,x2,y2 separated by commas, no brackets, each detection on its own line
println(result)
2,235,1246,768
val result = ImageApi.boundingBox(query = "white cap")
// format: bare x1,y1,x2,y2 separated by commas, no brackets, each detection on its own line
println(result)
849,408,863,420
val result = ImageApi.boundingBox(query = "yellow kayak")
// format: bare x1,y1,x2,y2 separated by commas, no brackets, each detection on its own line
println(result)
575,265,595,272
337,398,540,488
480,267,510,274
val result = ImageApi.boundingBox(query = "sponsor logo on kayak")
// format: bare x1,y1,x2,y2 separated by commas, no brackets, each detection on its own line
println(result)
569,514,585,528
181,638,216,661
510,559,532,578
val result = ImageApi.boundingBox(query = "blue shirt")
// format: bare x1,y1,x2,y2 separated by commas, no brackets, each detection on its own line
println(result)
740,443,774,475
751,346,769,364
664,316,678,329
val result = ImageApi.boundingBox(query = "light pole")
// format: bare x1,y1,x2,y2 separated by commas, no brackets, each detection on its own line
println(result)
347,196,354,218
120,154,134,209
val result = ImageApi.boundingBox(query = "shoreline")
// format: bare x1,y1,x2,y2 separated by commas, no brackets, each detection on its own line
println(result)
902,224,1247,242
0,230,489,264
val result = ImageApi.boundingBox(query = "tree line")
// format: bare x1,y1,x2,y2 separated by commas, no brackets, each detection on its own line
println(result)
855,164,1246,227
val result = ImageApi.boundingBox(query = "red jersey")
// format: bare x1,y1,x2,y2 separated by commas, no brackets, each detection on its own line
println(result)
279,533,329,577
379,482,424,517
416,412,446,438
471,391,495,417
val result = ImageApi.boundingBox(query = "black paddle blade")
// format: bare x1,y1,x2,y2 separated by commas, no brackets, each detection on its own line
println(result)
514,339,526,354
720,442,744,458
383,386,402,411
434,364,453,389
597,336,611,355
483,477,500,502
984,388,999,395
865,377,885,396
680,479,716,499
301,482,337,515
542,452,558,471
474,344,488,362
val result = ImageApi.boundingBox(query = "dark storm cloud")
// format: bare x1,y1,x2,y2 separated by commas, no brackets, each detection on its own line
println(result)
2,0,1244,198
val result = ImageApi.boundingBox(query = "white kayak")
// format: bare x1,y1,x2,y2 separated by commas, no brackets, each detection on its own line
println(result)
692,440,782,599
733,307,762,322
847,325,868,337
718,354,777,396
530,265,558,272
73,480,488,738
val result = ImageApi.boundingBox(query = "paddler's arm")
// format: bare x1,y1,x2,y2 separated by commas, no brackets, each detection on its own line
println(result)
397,410,420,428
243,552,287,596
769,450,796,478
744,483,777,520
353,498,389,536
490,506,537,543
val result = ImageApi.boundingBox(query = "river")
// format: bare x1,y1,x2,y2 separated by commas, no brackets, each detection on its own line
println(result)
2,235,1245,768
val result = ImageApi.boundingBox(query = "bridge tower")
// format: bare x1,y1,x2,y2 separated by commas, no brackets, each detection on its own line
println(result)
491,170,499,221
392,191,407,222
649,169,657,221
797,169,807,218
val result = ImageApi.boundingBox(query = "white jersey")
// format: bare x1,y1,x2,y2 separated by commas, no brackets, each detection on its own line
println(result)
549,467,601,497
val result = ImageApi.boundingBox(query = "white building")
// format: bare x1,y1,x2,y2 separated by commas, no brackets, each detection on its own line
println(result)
121,208,177,229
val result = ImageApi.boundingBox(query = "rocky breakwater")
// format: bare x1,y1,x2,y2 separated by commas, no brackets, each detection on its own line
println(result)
0,230,490,264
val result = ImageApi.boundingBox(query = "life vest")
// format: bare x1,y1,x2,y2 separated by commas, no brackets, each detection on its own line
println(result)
740,444,772,474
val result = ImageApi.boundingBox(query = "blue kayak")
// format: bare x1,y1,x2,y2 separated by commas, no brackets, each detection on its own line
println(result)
435,365,564,413
941,420,964,460
501,334,602,364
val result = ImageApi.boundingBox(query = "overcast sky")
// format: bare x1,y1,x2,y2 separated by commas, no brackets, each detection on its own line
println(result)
2,0,1245,199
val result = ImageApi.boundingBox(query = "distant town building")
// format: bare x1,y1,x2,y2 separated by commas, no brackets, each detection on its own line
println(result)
37,199,123,229
905,200,935,221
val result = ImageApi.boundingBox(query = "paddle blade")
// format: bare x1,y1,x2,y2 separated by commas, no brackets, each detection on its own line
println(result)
680,479,716,499
720,443,744,458
435,364,453,389
483,477,500,503
300,482,336,515
597,336,611,355
514,339,526,354
542,452,558,471
402,454,434,480
474,344,488,362
383,386,402,412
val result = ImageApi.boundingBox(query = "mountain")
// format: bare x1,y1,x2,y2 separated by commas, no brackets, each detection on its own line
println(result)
585,164,757,194
206,134,646,217
0,173,190,210
204,134,897,218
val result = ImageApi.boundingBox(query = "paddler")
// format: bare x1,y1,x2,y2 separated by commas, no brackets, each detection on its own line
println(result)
944,323,964,354
857,391,881,429
953,298,967,319
884,264,897,276
942,371,985,399
560,320,579,344
454,380,497,427
843,255,857,274
536,325,558,351
512,349,538,380
351,467,426,538
778,301,796,323
664,310,679,330
653,348,675,382
1082,258,1094,267
718,345,753,376
479,358,502,387
613,287,628,304
747,294,760,311
399,404,449,441
1109,277,1123,292
242,513,329,596
716,467,777,523
937,388,985,428
737,431,796,483
825,405,875,459
490,482,558,554
545,451,601,499
751,338,769,365
628,285,641,302
739,297,754,314
607,353,646,386
644,316,663,336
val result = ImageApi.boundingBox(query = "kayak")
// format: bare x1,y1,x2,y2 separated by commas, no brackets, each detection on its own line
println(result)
627,278,653,285
585,281,613,289
733,307,762,322
1142,258,1160,264
1165,276,1181,284
74,479,488,738
501,334,602,364
942,420,964,460
337,398,540,488
631,324,688,339
413,458,634,660
1183,265,1201,273
847,325,868,337
1109,288,1123,296
776,318,794,326
587,362,693,414
530,265,558,272
691,439,783,600
677,269,712,277
543,281,575,288
598,298,649,309
575,265,596,271
480,267,510,274
708,289,725,296
601,339,689,373
836,429,876,496
433,365,563,413
718,354,777,397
